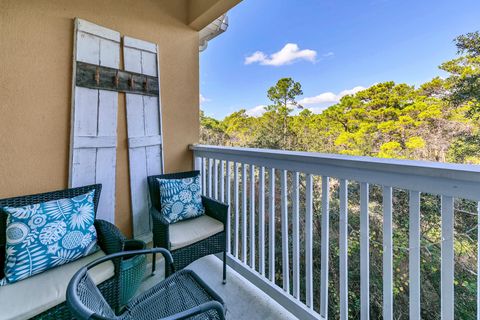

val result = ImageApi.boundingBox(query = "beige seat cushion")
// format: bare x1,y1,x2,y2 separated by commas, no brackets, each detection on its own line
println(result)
170,215,224,250
0,250,115,320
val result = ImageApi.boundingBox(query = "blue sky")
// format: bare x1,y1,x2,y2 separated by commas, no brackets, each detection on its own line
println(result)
200,0,480,119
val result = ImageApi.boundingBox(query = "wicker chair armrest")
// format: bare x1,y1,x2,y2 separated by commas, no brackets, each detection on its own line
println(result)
67,248,177,319
84,248,175,271
95,219,126,255
163,301,225,320
202,196,228,225
123,239,146,251
150,206,170,225
150,206,170,248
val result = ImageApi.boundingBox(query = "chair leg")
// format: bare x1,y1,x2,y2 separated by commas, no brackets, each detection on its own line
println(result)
222,250,227,284
152,252,156,274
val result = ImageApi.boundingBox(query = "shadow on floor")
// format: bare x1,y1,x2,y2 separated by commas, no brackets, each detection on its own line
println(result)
138,255,297,320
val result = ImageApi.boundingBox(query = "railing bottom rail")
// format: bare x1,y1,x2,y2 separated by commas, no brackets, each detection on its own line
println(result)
224,254,323,320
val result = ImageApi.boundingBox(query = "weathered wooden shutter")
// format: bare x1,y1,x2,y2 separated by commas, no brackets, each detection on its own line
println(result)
69,18,120,223
123,36,164,241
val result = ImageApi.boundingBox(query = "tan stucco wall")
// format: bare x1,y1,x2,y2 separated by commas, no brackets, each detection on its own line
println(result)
0,0,202,237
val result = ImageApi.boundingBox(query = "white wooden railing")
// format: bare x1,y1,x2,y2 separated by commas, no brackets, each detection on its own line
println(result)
190,144,480,320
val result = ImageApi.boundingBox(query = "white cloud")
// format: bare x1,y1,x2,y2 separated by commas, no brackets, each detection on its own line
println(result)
200,94,210,104
245,43,317,66
323,51,334,57
307,106,331,114
240,85,368,117
245,105,268,117
339,86,366,97
299,86,366,107
244,52,268,65
299,92,339,105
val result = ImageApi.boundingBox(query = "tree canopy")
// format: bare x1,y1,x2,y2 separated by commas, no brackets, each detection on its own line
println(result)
201,32,480,163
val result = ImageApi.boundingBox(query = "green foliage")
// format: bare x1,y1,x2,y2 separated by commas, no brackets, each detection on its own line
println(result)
447,133,480,164
441,32,480,116
455,31,480,57
250,78,305,149
267,77,303,110
199,110,229,145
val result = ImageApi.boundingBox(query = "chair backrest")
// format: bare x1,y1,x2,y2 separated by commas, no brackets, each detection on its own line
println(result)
67,269,117,320
147,171,200,211
0,184,101,279
67,248,171,320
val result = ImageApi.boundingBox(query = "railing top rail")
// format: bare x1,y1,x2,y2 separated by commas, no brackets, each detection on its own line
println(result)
190,144,480,180
190,144,480,200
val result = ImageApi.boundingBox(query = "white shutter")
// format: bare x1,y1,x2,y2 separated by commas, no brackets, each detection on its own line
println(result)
69,18,120,223
123,36,164,241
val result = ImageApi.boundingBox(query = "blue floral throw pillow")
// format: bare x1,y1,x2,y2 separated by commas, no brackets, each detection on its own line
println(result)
157,175,205,224
1,190,98,285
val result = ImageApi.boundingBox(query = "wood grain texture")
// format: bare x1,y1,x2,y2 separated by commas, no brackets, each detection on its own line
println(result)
75,62,159,96
124,37,164,240
70,19,119,223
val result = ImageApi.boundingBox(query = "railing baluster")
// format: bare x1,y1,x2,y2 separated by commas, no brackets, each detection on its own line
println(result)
340,179,349,320
194,156,202,192
292,172,300,299
360,182,370,320
478,202,480,320
201,157,206,196
259,167,266,276
305,174,313,308
281,170,290,292
250,164,256,269
441,195,454,320
194,156,201,171
234,162,239,258
320,176,330,318
226,161,231,254
220,160,225,203
269,168,276,282
242,164,248,263
213,159,218,199
383,186,393,320
208,158,213,198
409,191,421,319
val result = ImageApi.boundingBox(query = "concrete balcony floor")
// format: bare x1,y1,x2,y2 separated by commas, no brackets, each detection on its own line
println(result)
140,255,297,320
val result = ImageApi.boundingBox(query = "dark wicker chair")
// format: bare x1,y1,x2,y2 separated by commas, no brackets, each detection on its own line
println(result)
0,184,131,319
66,248,226,320
147,171,228,283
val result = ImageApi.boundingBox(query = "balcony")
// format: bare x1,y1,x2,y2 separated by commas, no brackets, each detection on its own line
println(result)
188,144,480,319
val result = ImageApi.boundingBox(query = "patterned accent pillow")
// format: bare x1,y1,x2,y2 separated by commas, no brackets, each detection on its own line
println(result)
1,190,98,285
157,175,205,224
